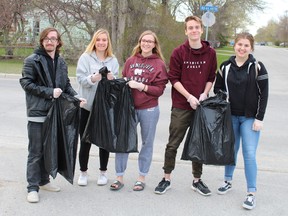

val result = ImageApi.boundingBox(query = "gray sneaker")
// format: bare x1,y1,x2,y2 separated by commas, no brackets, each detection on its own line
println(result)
217,181,232,195
191,179,211,196
242,194,256,210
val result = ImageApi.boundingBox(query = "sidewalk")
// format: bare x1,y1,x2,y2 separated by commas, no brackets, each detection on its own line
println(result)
0,76,287,216
1,45,288,215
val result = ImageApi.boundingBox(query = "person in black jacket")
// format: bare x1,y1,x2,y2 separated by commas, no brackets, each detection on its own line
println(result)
214,32,269,210
19,27,86,203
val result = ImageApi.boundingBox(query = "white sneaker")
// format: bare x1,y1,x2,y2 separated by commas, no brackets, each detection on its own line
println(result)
78,171,88,186
39,182,61,192
27,191,39,203
97,172,108,186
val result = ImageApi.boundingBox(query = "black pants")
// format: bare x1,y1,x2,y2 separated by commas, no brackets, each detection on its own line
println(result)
26,121,50,192
78,108,109,172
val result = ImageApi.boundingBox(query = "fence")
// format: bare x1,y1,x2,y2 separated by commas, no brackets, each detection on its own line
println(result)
0,45,35,59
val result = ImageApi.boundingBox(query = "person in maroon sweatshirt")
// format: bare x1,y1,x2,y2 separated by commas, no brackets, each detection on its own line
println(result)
154,15,217,196
110,30,168,191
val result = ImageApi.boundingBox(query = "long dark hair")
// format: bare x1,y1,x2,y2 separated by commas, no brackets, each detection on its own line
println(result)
39,27,63,52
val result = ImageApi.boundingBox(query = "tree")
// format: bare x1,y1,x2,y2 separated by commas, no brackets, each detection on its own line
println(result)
254,11,288,46
111,0,129,64
278,11,288,46
0,0,31,55
169,0,266,41
31,0,108,60
2,0,268,63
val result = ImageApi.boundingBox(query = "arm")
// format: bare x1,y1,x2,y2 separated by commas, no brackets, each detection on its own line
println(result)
255,61,269,121
168,49,200,109
127,60,168,97
252,61,269,131
199,81,213,101
213,66,226,95
200,51,217,101
172,81,199,110
142,62,168,97
19,56,54,99
108,57,120,79
76,54,97,88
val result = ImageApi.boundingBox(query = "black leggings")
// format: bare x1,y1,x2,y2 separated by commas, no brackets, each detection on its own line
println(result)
78,108,109,172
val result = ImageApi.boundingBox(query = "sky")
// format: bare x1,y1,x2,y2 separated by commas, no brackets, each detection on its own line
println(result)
175,0,287,35
248,0,288,35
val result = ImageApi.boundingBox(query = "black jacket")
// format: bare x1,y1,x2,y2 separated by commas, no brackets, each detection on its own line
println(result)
19,48,77,118
214,54,269,121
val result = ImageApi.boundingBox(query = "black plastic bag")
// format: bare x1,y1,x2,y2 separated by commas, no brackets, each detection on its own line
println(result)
181,91,235,165
83,75,137,153
42,93,80,184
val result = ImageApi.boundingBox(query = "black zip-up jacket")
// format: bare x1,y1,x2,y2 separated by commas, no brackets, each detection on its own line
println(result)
19,48,77,118
214,54,269,121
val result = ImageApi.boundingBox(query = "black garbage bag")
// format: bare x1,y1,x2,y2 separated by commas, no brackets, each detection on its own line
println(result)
181,91,235,165
42,93,80,184
83,73,137,153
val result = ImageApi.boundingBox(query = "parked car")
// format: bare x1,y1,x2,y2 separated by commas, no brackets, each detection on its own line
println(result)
259,42,267,46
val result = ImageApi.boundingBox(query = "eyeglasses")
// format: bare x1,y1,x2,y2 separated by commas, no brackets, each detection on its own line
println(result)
141,39,155,44
43,37,58,43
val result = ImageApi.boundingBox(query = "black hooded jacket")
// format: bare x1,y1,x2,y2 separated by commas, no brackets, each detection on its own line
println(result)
19,48,77,118
214,54,269,121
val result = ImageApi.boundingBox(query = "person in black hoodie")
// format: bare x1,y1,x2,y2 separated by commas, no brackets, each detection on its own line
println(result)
214,32,269,210
20,27,86,203
154,16,217,196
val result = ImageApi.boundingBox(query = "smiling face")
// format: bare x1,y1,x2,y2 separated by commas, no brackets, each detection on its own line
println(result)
185,19,203,42
95,33,108,52
140,34,156,57
234,38,252,59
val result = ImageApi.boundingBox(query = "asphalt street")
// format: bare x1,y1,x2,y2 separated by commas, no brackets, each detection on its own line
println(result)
0,45,287,216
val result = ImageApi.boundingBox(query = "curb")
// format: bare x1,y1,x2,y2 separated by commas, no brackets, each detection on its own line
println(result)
0,73,77,83
0,73,21,79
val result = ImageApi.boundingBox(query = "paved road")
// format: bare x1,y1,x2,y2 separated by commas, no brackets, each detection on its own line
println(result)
0,46,288,216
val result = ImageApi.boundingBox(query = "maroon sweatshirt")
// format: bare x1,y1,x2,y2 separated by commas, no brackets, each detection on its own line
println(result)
168,40,217,110
122,53,168,109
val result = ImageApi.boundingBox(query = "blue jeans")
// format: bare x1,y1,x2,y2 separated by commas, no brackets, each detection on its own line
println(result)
26,121,50,192
115,106,160,177
224,116,260,192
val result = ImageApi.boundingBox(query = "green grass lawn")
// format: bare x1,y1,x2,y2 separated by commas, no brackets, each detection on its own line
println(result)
216,46,234,67
0,59,24,74
0,46,234,76
0,58,77,77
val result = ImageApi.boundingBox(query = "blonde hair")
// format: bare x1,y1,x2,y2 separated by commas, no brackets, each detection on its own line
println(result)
131,30,165,61
85,28,113,57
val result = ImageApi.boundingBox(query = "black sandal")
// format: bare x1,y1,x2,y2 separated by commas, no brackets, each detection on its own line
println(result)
110,180,124,191
133,181,145,191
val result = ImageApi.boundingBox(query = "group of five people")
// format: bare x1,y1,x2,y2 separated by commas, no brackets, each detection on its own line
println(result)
20,15,269,210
